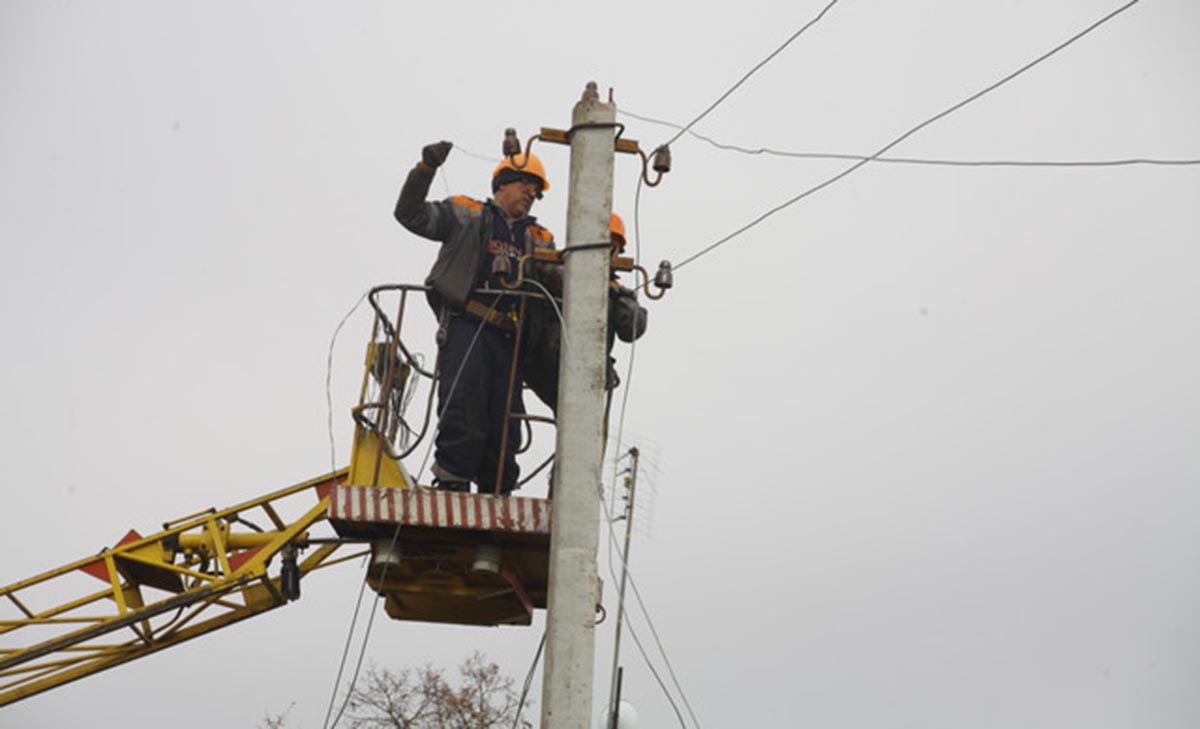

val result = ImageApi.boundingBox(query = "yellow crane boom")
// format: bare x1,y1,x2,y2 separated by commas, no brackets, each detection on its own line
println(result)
0,469,358,706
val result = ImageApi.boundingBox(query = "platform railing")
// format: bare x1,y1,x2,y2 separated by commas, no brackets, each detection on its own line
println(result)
352,284,559,494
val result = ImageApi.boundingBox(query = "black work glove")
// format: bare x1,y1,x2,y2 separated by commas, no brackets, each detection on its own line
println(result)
421,141,453,168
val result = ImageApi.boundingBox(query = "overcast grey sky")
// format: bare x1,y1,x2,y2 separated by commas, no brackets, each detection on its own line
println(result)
2,1,1198,727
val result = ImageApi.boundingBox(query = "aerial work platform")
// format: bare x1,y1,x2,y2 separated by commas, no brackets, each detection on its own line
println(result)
329,485,551,626
0,284,561,705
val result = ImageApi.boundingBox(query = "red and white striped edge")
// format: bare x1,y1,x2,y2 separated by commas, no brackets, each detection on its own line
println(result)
328,485,551,534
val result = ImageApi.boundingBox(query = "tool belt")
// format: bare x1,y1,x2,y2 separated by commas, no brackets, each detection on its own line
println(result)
463,299,518,332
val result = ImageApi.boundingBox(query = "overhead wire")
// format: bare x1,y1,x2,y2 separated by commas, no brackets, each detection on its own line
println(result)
624,108,1200,168
625,620,688,729
377,3,1155,726
326,1,1151,706
595,88,715,727
598,481,694,729
319,571,372,729
620,543,700,728
599,5,1154,721
660,0,842,150
607,172,646,518
672,0,1146,272
596,3,1151,721
511,630,547,729
451,144,501,164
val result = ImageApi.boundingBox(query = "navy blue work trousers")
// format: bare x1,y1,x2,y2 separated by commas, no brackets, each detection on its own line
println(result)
434,315,524,495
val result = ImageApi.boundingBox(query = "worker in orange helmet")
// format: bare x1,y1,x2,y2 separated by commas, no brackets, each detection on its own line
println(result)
394,140,560,496
522,212,648,414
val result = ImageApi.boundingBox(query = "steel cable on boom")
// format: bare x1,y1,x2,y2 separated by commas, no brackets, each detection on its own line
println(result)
660,0,842,150
673,0,1145,272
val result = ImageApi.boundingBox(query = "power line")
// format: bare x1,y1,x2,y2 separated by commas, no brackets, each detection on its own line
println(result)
453,144,500,164
673,0,1146,272
320,558,373,729
599,491,693,729
661,0,841,150
512,631,546,729
625,620,689,729
624,108,1200,168
609,173,646,519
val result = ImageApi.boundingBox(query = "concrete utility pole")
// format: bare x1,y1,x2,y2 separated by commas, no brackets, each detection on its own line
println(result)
541,82,616,729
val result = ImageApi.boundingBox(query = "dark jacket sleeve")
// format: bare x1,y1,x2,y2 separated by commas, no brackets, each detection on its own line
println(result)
523,225,563,297
394,163,449,241
533,261,564,298
609,286,648,343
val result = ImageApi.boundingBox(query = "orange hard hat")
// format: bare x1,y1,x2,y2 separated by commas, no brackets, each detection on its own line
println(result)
610,212,626,252
492,153,550,196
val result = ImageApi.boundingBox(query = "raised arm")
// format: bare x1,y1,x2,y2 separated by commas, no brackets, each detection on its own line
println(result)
394,141,453,241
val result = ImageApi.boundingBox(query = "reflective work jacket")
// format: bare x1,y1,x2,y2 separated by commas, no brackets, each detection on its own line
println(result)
394,164,556,313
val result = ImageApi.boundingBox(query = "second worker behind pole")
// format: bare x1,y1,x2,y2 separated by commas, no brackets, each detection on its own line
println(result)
393,140,559,496
522,212,647,415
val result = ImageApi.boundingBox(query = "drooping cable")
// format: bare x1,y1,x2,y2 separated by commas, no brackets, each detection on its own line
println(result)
598,484,694,729
600,168,706,726
319,568,371,729
323,564,380,729
661,0,841,150
625,108,1200,168
622,549,701,728
326,508,411,729
673,0,1145,272
511,630,547,729
452,144,501,165
614,149,716,724
319,288,371,729
607,172,647,519
326,290,369,475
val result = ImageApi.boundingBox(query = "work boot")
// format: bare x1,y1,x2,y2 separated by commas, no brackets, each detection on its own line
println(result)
431,462,470,492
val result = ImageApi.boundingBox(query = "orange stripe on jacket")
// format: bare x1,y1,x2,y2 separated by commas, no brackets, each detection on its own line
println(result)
450,195,484,211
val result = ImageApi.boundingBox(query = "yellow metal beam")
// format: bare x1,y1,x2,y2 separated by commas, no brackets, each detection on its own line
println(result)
0,469,349,706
